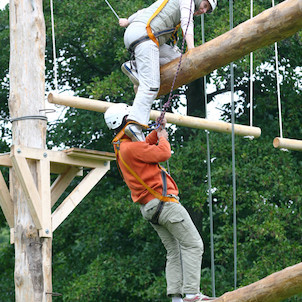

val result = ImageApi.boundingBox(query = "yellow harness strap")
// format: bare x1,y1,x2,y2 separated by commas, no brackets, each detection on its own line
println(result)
146,0,170,47
112,125,178,204
119,150,178,203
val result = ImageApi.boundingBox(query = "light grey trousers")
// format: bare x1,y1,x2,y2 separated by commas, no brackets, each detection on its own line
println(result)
124,22,181,125
140,198,204,297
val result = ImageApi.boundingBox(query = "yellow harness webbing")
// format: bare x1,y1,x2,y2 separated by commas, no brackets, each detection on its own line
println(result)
146,0,170,47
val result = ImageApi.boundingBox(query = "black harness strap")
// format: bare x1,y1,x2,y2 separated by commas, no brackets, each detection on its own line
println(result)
150,170,168,225
128,28,177,55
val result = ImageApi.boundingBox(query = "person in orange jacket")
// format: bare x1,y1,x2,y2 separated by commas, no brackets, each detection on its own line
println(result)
104,103,215,302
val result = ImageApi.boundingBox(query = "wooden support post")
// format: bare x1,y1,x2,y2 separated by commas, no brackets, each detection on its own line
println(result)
48,93,261,137
215,262,302,302
273,137,302,151
8,0,52,299
159,0,302,95
37,159,52,238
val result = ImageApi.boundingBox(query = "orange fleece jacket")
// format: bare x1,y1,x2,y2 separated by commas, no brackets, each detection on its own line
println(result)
114,130,179,204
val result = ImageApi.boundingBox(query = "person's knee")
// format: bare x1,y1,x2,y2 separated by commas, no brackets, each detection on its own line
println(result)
146,86,159,98
196,238,204,256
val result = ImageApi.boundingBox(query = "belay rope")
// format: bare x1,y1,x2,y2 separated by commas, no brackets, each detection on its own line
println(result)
154,0,194,127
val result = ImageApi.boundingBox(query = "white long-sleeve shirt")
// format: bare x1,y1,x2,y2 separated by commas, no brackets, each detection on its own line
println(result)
128,0,195,36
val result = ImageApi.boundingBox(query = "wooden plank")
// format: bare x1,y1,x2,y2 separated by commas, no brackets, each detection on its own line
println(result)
10,154,43,229
48,94,261,137
215,262,302,302
12,145,114,169
51,166,81,207
37,159,52,238
273,137,302,151
64,148,116,161
0,170,14,228
52,166,109,232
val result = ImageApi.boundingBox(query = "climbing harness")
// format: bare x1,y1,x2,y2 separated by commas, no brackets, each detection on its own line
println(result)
112,126,179,225
146,0,171,47
128,27,179,56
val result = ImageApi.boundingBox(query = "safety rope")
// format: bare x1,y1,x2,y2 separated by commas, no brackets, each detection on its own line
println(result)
249,0,253,128
156,0,194,126
272,0,283,139
50,0,58,93
229,0,237,290
201,14,216,298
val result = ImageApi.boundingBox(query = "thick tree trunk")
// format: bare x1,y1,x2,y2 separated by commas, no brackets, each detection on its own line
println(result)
159,0,302,96
9,1,51,301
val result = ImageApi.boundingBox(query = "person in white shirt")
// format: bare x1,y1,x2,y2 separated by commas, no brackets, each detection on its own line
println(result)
119,0,217,142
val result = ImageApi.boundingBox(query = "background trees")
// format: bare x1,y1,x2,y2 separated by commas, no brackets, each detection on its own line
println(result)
0,0,301,301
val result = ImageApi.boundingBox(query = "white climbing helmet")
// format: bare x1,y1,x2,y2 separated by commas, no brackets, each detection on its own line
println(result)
207,0,217,13
104,103,131,130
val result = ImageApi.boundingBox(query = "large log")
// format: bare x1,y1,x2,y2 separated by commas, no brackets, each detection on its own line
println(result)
158,0,302,96
48,93,261,137
214,262,302,302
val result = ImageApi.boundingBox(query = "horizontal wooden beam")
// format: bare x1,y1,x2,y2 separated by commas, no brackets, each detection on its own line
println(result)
215,262,302,302
48,93,261,137
0,154,12,167
11,145,115,169
273,137,302,151
158,0,302,95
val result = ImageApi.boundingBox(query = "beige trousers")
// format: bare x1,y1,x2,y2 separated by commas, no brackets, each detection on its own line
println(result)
140,198,204,297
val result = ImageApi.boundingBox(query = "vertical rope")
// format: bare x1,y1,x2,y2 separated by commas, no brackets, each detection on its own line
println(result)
201,14,215,297
157,0,194,126
249,0,253,127
50,0,59,92
229,0,237,290
272,0,283,138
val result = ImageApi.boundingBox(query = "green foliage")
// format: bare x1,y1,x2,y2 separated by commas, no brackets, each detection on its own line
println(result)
171,131,302,299
0,0,301,301
0,227,14,301
0,5,10,143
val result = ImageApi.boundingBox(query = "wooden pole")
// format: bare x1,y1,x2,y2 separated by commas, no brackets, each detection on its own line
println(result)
214,262,302,302
9,1,52,301
158,0,302,96
48,93,261,137
273,137,302,151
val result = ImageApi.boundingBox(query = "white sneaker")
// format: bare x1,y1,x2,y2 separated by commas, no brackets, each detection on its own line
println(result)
124,124,145,142
121,61,139,86
183,293,215,301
